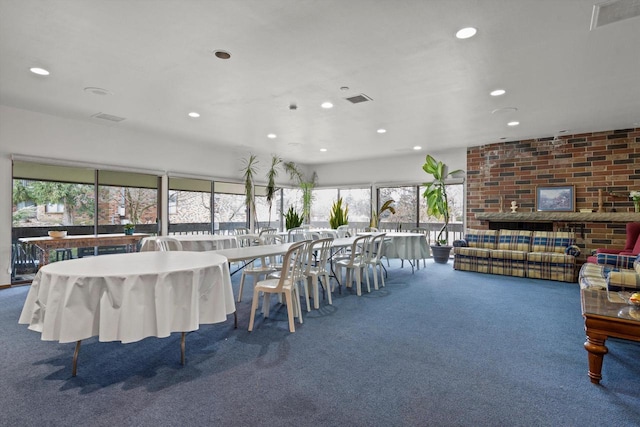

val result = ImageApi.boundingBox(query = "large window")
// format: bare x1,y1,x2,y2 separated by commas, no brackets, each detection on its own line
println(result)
378,186,417,230
12,162,95,227
214,181,247,234
340,187,371,228
310,188,337,227
98,170,158,227
168,177,212,233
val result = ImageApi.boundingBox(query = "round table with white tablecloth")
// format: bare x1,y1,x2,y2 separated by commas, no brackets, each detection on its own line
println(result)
19,251,235,344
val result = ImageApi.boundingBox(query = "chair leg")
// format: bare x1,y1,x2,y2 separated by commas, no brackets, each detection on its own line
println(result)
322,273,332,305
363,266,371,293
237,273,246,302
371,264,379,290
311,276,320,309
355,268,361,296
302,278,311,312
379,263,385,287
283,290,296,332
248,288,260,331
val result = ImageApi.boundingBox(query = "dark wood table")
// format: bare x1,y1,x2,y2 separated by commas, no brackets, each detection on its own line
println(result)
19,233,149,267
580,289,640,384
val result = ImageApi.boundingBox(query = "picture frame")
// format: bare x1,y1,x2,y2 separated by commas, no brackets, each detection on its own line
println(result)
536,185,575,212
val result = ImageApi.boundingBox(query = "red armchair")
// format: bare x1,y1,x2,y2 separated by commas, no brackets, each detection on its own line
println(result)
587,222,640,263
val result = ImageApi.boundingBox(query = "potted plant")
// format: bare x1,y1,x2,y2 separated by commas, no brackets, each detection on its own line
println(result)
283,161,318,224
329,197,349,229
123,223,135,235
422,154,462,263
284,206,303,230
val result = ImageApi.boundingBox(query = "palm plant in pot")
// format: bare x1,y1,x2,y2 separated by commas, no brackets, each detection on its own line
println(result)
422,154,462,263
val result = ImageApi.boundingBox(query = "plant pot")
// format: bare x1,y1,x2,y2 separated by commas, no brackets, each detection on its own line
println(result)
430,245,452,264
124,228,135,235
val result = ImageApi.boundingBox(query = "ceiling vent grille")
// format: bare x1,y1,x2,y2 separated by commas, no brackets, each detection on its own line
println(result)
345,94,373,104
91,112,126,122
590,0,640,30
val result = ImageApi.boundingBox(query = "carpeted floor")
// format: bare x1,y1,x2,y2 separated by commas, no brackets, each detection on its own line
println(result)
1,259,639,426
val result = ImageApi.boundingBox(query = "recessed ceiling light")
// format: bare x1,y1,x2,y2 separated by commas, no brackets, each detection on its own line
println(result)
507,121,520,127
84,87,112,96
558,129,569,133
490,89,506,96
213,50,231,59
340,86,349,91
377,128,387,134
267,133,277,139
30,67,50,76
188,112,200,118
320,148,327,152
456,27,477,39
413,146,422,150
321,102,333,109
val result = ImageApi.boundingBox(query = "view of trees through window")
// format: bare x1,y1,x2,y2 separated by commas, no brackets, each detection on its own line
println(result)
12,179,95,227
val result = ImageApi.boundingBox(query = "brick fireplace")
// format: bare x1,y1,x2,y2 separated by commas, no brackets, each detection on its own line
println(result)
466,127,640,262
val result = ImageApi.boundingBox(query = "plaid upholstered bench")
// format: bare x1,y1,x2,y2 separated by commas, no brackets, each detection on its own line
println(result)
453,229,581,282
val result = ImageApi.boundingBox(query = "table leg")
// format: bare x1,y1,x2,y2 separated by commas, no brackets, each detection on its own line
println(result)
181,332,186,365
584,333,608,384
72,340,82,377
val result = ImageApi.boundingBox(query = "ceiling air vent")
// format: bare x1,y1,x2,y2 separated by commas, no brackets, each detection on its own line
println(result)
91,112,126,122
345,94,373,104
590,0,640,30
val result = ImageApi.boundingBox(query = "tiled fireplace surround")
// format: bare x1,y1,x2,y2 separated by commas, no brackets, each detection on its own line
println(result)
465,127,640,264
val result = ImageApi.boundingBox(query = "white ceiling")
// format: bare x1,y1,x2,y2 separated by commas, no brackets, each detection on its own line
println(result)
1,0,639,165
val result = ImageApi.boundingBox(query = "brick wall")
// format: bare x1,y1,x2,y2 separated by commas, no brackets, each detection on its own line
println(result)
466,127,640,260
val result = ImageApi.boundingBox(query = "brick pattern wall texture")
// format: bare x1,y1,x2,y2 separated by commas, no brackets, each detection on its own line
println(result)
466,127,640,261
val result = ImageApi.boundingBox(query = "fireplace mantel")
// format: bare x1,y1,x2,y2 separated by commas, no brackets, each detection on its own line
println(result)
475,212,640,223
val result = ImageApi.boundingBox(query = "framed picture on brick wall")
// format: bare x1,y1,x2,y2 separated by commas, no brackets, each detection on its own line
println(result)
536,185,575,212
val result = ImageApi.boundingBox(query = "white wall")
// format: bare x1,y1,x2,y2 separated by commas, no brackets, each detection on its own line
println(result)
0,106,466,284
311,149,466,187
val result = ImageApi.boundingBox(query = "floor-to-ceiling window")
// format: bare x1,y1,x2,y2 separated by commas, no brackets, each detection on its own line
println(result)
339,187,371,230
377,185,417,230
214,181,247,234
168,177,212,234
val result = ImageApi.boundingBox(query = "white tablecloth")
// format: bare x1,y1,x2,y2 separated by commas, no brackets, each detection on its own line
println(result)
140,235,238,252
19,251,235,343
383,232,430,260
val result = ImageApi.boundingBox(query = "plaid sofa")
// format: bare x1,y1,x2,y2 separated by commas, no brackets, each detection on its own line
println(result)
579,253,640,292
453,229,580,282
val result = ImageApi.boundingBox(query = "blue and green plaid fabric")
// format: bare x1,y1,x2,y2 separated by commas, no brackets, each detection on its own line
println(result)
596,253,636,269
464,230,498,249
531,232,575,254
497,230,532,251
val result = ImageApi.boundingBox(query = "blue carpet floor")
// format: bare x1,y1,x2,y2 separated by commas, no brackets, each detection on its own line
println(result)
1,259,639,426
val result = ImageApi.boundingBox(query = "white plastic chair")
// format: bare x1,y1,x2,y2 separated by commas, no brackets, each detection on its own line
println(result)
155,237,183,251
366,233,387,290
305,238,334,309
334,235,371,296
237,238,282,303
248,241,306,333
336,225,351,238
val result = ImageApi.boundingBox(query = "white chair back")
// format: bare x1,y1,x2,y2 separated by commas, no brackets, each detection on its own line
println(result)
155,237,183,251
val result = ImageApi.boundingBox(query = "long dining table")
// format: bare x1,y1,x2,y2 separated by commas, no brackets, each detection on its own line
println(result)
19,251,236,376
140,234,238,252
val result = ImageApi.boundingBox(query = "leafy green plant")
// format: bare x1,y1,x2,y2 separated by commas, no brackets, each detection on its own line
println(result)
265,155,282,225
283,161,317,224
241,154,259,228
422,154,462,245
284,206,303,230
329,197,349,229
123,223,135,230
370,199,395,228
